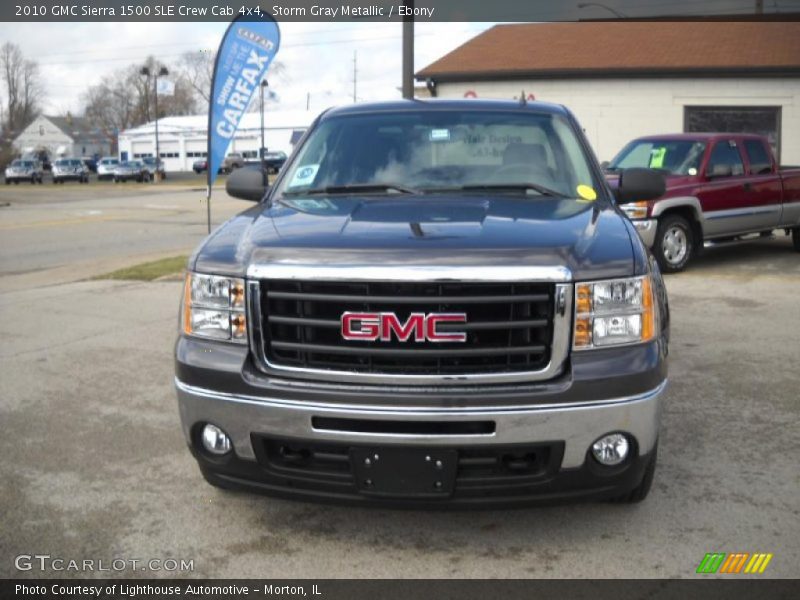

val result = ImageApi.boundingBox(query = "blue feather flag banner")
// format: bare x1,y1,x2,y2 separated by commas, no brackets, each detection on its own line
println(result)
206,15,281,201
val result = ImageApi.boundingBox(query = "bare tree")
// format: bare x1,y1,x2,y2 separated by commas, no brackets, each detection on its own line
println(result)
81,55,198,144
0,42,43,136
178,50,287,111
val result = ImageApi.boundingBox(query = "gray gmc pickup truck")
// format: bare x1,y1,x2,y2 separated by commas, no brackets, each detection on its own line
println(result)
175,100,669,507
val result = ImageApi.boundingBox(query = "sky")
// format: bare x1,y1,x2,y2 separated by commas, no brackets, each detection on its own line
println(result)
0,21,496,116
2,0,797,117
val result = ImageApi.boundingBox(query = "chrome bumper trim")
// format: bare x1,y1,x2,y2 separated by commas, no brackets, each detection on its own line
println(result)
632,218,657,248
175,378,666,468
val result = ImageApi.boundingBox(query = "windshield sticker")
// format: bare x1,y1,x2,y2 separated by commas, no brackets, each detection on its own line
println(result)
649,147,666,168
429,128,451,142
288,164,319,187
576,184,597,201
287,198,336,212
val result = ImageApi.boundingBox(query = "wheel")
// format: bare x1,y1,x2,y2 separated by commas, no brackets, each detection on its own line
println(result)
613,444,657,504
4,179,9,185
113,177,118,183
792,228,800,252
13,180,19,185
31,176,36,184
654,214,694,273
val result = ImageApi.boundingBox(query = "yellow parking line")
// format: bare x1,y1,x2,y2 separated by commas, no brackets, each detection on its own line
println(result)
0,214,124,230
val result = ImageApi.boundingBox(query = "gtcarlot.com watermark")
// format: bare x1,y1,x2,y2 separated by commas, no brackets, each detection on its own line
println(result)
14,554,194,572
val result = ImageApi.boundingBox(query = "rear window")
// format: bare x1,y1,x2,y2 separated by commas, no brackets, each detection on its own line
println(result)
743,140,772,175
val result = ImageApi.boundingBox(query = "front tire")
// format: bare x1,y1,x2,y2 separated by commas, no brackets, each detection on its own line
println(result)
654,215,694,273
792,228,800,252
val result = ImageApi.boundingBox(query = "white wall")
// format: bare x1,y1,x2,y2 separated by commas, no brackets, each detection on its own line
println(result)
435,77,800,165
13,115,110,158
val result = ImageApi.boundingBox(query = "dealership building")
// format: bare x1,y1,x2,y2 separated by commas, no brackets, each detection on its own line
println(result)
118,110,313,172
416,21,800,165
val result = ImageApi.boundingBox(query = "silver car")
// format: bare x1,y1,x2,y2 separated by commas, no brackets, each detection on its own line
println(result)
4,159,44,184
52,158,90,184
113,160,150,183
96,157,120,181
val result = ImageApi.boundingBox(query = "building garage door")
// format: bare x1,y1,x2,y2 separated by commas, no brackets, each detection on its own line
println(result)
684,106,781,162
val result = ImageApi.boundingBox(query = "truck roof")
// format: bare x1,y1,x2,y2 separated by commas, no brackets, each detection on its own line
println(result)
321,99,571,118
632,132,768,142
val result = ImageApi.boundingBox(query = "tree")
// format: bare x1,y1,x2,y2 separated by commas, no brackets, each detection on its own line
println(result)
0,42,43,138
81,56,198,145
178,50,287,111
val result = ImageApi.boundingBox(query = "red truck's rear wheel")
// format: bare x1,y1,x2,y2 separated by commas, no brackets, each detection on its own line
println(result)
654,215,694,273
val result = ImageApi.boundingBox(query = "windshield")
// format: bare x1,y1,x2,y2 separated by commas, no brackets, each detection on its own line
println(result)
275,110,600,199
608,139,706,176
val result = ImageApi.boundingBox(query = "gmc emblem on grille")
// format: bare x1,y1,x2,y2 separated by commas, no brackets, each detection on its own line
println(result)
341,312,467,343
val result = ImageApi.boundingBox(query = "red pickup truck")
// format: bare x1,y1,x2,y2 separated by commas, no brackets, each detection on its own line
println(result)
606,133,800,272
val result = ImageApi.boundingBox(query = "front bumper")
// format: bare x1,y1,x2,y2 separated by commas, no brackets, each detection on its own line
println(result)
631,218,658,248
175,348,666,506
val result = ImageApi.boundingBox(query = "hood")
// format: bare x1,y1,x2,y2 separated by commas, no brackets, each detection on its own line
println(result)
193,194,636,281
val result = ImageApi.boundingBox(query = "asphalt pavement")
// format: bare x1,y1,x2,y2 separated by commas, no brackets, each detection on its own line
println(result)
0,183,798,578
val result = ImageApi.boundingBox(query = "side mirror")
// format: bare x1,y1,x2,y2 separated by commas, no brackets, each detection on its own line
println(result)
225,166,268,202
615,168,666,203
708,164,732,178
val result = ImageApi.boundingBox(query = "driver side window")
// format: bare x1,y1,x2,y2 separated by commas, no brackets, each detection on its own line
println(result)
707,140,745,177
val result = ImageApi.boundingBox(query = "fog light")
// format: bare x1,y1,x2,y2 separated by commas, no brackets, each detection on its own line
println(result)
591,433,630,466
201,423,232,455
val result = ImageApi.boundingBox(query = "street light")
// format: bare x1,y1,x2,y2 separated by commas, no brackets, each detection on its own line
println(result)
577,2,628,18
140,65,169,182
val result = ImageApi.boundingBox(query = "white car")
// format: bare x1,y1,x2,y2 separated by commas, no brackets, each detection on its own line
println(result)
97,157,120,181
52,158,90,184
4,159,44,184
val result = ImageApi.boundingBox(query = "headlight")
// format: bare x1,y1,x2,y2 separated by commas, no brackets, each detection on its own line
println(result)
621,201,649,220
573,275,656,350
182,272,246,343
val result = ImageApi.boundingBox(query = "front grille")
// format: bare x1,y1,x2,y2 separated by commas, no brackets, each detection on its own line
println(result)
257,279,555,376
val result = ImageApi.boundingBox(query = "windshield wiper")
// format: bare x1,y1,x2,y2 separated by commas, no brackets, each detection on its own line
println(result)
283,183,422,196
439,183,568,198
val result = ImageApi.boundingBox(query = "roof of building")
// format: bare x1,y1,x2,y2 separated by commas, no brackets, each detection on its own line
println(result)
416,22,800,81
45,115,105,141
119,110,315,137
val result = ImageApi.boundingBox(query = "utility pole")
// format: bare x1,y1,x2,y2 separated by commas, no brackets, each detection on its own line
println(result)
306,92,310,111
402,1,414,99
260,79,268,187
353,51,357,103
140,65,169,182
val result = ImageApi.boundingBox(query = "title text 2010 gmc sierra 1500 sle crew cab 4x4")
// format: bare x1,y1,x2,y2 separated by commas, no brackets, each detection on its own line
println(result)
175,100,669,507
606,133,800,272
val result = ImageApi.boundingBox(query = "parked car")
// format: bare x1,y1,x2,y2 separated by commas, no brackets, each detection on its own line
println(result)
4,159,44,184
606,133,800,272
222,152,244,173
262,150,288,173
192,159,207,174
52,158,90,184
113,160,150,183
176,99,670,507
81,157,98,173
97,157,120,181
142,156,166,180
